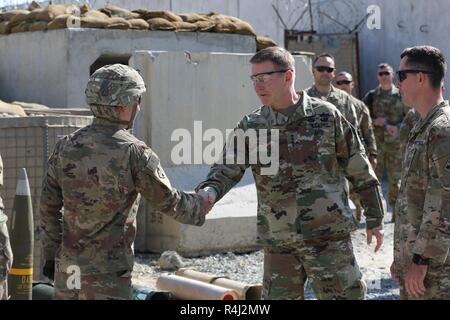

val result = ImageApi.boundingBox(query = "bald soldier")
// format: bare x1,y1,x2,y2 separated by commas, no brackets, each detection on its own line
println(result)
197,47,385,300
363,63,408,222
0,154,13,300
335,71,378,221
40,64,211,300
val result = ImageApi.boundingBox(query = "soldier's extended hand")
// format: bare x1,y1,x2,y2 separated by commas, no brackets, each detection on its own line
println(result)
366,229,384,252
197,188,216,215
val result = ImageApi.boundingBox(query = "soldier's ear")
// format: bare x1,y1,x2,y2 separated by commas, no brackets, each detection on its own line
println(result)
285,69,294,82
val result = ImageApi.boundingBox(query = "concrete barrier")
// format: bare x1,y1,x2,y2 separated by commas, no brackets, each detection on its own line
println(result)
131,50,314,255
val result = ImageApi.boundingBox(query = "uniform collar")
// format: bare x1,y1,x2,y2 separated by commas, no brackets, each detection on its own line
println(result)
309,84,337,100
268,91,314,125
410,100,448,137
377,85,397,95
92,117,123,129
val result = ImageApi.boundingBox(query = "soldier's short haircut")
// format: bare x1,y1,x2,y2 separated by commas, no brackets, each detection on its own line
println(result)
400,46,447,89
250,46,295,72
313,53,335,66
377,63,393,72
337,71,353,80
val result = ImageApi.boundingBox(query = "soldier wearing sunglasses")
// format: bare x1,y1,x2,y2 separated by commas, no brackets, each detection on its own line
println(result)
306,53,359,128
335,72,378,222
362,63,408,223
392,45,450,300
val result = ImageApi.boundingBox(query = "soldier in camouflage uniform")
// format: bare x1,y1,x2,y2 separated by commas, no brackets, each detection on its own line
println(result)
0,154,13,300
306,53,358,128
363,63,408,223
392,46,450,300
39,64,210,300
335,71,378,221
196,47,386,300
399,108,421,157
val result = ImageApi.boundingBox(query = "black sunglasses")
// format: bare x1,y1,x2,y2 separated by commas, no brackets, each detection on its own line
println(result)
315,66,335,73
396,69,436,82
378,71,391,76
336,80,352,85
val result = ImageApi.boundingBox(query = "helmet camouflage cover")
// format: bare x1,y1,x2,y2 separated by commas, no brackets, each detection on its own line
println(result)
85,64,146,107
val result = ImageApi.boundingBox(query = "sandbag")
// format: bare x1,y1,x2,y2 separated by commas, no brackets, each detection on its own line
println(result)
10,21,30,33
80,16,109,29
35,4,79,22
173,21,197,32
28,1,42,11
179,13,209,23
105,17,131,29
233,21,256,36
100,5,139,20
194,20,216,32
25,8,44,22
213,20,236,33
135,9,182,22
0,10,29,22
47,14,80,31
8,11,29,27
12,101,49,110
0,101,27,117
28,20,48,32
82,10,109,20
147,18,175,31
79,4,90,15
0,21,10,34
256,36,277,51
128,18,149,30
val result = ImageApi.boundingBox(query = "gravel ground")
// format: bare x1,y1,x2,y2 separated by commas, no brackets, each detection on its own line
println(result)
132,210,399,300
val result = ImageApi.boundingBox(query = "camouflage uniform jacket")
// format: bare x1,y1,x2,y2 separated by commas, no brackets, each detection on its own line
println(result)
351,96,377,157
363,86,407,147
40,118,205,275
197,91,385,247
399,108,421,157
307,85,359,128
394,101,450,274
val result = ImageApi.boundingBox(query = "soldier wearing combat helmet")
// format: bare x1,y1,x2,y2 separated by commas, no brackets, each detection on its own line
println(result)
40,64,212,300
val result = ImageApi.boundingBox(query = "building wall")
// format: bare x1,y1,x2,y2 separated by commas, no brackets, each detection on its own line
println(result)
2,0,449,98
0,29,255,107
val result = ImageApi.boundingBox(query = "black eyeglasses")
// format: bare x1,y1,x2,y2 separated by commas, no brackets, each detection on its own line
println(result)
250,69,291,84
378,71,391,76
396,69,436,82
336,80,352,85
315,66,335,73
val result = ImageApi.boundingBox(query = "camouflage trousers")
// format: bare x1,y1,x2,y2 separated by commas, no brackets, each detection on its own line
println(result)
399,261,450,300
375,146,401,208
0,221,12,300
262,235,366,300
54,270,133,300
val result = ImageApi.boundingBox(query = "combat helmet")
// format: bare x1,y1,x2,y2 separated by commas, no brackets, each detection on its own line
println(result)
85,64,146,128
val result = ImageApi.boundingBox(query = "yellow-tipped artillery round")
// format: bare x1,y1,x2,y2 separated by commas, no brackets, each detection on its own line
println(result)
8,168,34,300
